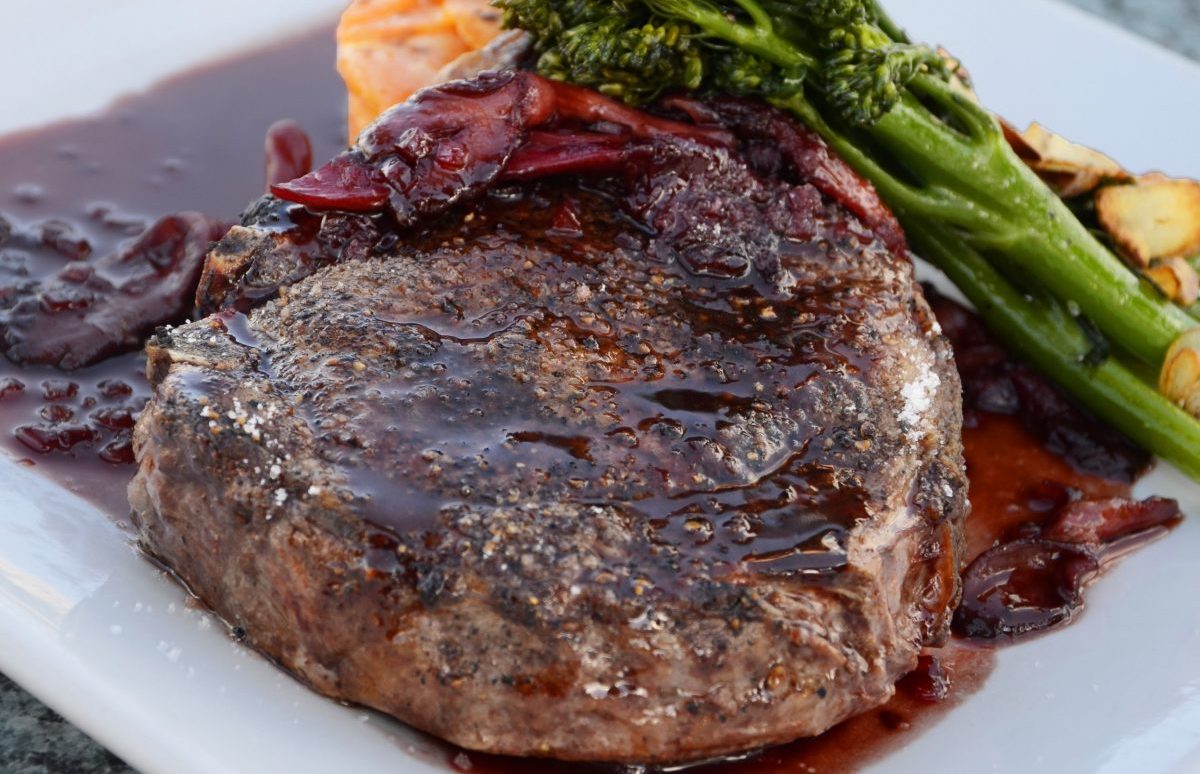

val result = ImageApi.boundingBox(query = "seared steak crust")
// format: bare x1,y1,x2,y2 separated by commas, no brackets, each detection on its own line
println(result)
130,94,966,763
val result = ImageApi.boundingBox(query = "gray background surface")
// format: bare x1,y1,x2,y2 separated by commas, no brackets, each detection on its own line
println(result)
1070,0,1200,60
2,1,1197,771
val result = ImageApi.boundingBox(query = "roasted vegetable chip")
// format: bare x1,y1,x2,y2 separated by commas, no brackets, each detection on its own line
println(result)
1018,122,1130,198
1097,176,1200,268
1145,257,1200,306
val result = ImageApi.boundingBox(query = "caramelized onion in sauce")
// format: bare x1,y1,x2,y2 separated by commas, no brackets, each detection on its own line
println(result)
930,288,1179,642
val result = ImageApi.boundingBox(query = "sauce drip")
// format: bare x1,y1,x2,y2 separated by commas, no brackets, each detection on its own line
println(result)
445,645,992,774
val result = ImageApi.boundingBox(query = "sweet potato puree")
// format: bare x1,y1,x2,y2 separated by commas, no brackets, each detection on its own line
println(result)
338,0,502,137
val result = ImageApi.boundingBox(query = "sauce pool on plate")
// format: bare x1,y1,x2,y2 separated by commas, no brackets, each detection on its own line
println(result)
0,24,345,516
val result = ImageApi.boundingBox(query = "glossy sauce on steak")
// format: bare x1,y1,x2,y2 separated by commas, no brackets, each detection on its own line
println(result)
129,74,967,763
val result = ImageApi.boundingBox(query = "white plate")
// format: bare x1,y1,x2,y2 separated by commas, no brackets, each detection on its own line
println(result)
2,2,1199,773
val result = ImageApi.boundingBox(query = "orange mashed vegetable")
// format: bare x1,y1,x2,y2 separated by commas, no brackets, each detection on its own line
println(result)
337,0,503,139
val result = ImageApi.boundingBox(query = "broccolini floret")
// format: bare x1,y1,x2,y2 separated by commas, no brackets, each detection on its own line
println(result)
497,0,946,123
547,15,704,101
822,26,946,125
499,0,701,101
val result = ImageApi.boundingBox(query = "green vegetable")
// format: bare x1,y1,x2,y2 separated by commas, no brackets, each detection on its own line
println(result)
908,209,1200,481
496,0,1200,478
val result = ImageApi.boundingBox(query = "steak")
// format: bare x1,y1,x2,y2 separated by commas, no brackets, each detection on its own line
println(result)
129,74,967,764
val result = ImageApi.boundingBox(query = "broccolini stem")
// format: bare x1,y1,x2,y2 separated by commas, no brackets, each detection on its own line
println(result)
773,85,1195,367
645,0,816,70
863,0,909,43
872,94,1196,366
730,0,773,31
909,212,1200,481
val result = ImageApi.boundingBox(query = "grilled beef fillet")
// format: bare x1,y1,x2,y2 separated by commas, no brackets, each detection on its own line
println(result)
129,73,967,763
